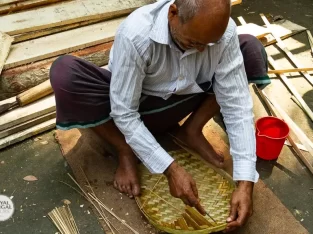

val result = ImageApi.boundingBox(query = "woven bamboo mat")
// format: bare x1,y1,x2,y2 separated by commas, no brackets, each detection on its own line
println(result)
136,149,235,233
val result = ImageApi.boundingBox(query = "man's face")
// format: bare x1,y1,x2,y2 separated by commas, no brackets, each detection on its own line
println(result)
168,3,230,52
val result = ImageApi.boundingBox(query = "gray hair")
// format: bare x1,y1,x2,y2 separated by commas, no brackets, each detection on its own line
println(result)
174,0,202,24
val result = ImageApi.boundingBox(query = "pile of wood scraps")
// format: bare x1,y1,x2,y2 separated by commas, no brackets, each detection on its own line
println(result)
238,15,313,174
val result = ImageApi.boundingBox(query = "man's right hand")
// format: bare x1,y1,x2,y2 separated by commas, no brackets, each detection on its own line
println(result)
164,161,206,215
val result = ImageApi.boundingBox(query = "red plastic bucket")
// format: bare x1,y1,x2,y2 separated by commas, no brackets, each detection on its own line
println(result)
255,116,290,160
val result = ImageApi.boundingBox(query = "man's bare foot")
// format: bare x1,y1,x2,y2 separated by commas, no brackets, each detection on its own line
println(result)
176,128,224,168
113,153,140,198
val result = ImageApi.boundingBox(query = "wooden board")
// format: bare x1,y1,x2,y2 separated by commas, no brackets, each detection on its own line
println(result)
0,42,112,101
0,31,13,74
0,94,55,131
262,20,306,46
0,118,55,150
231,0,242,5
237,23,270,39
0,111,55,139
0,0,67,15
1,0,154,35
13,18,105,43
0,0,22,6
4,18,123,69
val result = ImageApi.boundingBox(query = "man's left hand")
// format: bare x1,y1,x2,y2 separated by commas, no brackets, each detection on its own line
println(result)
224,181,254,233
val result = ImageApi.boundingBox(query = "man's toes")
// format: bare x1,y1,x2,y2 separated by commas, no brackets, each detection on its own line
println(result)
113,180,119,190
132,183,141,197
126,185,133,198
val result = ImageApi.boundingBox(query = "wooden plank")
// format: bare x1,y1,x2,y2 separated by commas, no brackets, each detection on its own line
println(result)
0,111,55,139
0,118,56,150
4,18,123,69
13,18,105,43
237,23,270,39
0,0,22,6
261,14,313,86
285,140,308,152
239,16,313,122
0,0,67,15
267,56,313,122
0,31,13,74
231,0,242,5
0,94,55,131
0,42,112,101
1,0,154,35
268,67,313,74
307,30,313,55
262,20,306,46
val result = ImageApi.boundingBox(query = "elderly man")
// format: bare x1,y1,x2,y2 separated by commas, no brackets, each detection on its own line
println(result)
50,0,270,231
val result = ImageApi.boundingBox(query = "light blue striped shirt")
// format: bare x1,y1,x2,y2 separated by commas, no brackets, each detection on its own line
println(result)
109,0,259,182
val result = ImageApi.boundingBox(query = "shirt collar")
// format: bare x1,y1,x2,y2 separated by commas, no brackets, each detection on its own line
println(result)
149,0,174,45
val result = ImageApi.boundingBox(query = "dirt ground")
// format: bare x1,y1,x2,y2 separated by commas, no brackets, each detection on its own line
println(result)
0,0,313,233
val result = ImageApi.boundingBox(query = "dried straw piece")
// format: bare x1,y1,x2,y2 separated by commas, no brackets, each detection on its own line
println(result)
88,193,139,234
48,206,80,234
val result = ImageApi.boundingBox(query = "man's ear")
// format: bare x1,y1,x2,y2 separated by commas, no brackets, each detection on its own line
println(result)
168,4,179,22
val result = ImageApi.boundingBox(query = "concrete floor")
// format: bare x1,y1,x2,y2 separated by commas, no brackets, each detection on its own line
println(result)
0,0,313,233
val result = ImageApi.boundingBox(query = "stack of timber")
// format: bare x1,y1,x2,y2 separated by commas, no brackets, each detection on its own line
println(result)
0,0,307,149
0,0,155,149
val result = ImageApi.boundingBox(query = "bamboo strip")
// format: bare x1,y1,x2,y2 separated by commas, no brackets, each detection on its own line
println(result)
261,14,313,86
66,174,117,234
185,206,212,227
307,30,313,55
182,213,201,230
266,56,313,122
268,68,313,74
88,193,139,234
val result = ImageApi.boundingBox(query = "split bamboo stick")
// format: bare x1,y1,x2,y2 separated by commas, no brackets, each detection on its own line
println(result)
268,68,313,74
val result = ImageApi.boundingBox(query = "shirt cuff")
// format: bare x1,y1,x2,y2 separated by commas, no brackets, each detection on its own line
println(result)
232,159,259,183
143,147,174,174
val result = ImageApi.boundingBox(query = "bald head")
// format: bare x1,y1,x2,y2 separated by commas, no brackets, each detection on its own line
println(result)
174,0,230,24
168,0,231,52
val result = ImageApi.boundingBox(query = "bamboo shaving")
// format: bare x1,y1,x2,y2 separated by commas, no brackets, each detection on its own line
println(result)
48,205,80,234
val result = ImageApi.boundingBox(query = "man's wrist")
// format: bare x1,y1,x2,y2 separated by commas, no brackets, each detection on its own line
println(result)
236,181,254,192
164,161,177,177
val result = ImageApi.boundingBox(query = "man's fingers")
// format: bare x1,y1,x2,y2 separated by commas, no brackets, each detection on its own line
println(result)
223,222,239,233
236,207,250,227
227,201,238,222
186,189,206,215
194,202,206,215
126,185,133,198
191,180,199,198
181,197,191,206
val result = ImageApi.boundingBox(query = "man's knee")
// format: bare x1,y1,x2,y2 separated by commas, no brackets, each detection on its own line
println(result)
50,55,79,93
239,34,267,59
238,34,268,76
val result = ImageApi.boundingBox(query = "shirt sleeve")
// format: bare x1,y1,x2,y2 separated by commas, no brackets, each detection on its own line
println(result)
109,33,174,174
213,30,259,183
